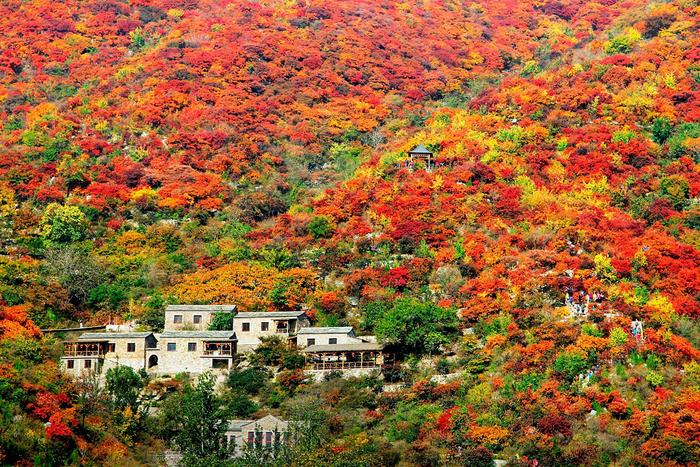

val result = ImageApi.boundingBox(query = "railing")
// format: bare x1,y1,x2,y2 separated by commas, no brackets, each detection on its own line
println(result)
275,328,289,334
309,361,380,371
202,349,233,356
62,350,104,357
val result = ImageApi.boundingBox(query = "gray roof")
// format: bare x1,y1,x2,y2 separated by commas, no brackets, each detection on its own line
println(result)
159,331,236,340
234,311,306,319
228,415,289,432
409,144,432,155
302,342,384,353
78,332,153,340
165,304,236,313
297,327,354,335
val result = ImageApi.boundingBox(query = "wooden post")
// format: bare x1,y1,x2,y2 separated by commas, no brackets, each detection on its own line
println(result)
360,352,364,368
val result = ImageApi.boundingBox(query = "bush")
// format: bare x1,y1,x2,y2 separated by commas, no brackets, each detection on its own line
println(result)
652,117,672,144
436,358,453,375
307,216,334,238
40,204,89,243
226,394,258,417
553,352,588,381
227,367,269,395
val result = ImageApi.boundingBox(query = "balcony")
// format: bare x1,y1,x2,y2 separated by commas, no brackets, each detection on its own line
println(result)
62,350,104,357
202,349,234,356
202,343,234,357
308,361,380,371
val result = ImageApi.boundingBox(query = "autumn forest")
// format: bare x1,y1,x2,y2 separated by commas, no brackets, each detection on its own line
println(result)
0,0,699,465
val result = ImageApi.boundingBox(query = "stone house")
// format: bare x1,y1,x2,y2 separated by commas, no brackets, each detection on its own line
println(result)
164,304,237,331
226,415,294,457
233,311,310,351
165,415,296,465
61,332,157,378
153,331,237,374
62,330,237,377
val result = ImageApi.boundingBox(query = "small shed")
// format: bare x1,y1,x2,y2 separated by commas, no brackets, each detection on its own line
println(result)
408,144,433,169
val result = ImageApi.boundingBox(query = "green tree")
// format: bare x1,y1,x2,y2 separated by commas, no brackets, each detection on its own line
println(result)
173,373,232,466
105,365,145,413
652,117,672,144
40,203,88,243
226,394,259,418
209,312,233,330
374,298,459,355
227,367,270,396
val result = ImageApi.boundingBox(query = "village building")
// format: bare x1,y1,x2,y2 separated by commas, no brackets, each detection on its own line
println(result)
152,331,237,374
226,415,296,457
60,305,393,381
164,304,236,331
62,332,157,378
233,311,310,351
165,415,297,465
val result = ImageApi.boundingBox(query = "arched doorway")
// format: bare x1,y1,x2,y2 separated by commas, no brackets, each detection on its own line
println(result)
148,354,158,369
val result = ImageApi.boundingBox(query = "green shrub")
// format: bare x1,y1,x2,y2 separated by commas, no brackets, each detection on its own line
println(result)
553,352,588,381
227,367,269,395
307,216,334,238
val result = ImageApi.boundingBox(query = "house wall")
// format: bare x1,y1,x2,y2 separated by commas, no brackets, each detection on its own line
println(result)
60,356,103,377
101,337,150,374
297,332,359,348
164,310,220,331
155,337,234,375
227,419,290,457
234,316,310,351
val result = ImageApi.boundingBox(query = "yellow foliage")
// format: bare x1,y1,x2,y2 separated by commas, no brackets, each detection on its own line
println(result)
115,231,148,253
26,102,58,127
169,262,317,311
646,293,675,325
575,334,609,354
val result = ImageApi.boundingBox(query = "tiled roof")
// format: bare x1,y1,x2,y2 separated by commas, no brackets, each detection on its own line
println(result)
233,311,306,319
158,331,236,340
78,332,153,340
409,144,431,154
297,327,354,335
228,415,289,432
165,304,236,312
302,342,384,353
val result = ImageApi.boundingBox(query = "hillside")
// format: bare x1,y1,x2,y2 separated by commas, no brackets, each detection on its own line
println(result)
0,0,699,465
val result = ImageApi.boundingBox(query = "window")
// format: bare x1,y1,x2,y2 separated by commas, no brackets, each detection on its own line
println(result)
255,431,263,446
328,338,337,345
193,315,202,324
265,431,272,447
167,343,176,351
173,315,182,324
242,322,250,332
107,343,115,353
247,432,254,447
261,321,269,332
127,342,136,352
307,338,316,346
67,360,74,369
188,342,196,352
84,359,92,369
